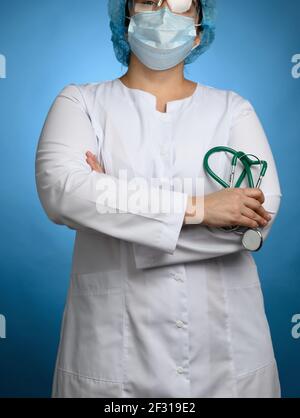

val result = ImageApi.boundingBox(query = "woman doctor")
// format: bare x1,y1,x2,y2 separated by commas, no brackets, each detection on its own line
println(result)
35,0,283,398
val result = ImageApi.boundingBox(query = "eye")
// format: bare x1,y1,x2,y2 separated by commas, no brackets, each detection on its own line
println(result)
137,0,157,5
133,0,158,13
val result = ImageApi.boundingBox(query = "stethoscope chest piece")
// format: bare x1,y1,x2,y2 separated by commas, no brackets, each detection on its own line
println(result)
242,228,263,252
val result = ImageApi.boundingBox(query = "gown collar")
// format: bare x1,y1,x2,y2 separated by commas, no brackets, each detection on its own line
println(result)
114,78,200,120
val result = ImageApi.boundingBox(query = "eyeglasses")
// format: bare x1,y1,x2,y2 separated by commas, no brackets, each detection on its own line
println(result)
127,0,202,20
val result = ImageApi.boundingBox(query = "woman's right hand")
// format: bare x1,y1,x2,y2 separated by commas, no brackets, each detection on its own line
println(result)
184,188,272,228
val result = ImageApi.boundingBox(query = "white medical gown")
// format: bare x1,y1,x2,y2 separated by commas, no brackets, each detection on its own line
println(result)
35,78,283,398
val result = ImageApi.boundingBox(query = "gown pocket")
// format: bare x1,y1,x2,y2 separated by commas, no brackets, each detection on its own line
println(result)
220,256,276,377
57,271,124,383
220,251,261,290
226,282,276,377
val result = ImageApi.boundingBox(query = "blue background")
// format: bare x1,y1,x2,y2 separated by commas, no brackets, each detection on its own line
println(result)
0,0,299,397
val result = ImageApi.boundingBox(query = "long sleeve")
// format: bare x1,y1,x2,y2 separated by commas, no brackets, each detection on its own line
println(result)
133,93,283,269
35,84,189,254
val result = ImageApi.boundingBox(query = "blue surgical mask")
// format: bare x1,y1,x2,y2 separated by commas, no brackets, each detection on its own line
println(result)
126,7,200,71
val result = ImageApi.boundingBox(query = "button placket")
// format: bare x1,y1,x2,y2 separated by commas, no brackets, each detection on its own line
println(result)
160,142,169,157
158,122,173,175
169,266,190,387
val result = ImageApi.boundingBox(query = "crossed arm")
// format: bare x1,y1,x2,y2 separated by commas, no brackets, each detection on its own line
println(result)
84,101,282,270
36,85,282,270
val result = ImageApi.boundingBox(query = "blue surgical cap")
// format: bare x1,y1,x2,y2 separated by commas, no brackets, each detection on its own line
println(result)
107,0,217,67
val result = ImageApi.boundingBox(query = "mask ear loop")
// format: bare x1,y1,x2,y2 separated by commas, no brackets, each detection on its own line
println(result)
192,1,203,50
125,0,134,20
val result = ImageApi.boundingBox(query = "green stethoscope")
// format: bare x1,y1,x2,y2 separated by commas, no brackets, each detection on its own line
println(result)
203,146,268,251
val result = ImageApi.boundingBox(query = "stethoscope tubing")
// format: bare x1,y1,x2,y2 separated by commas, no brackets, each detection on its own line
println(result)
203,146,267,189
203,146,268,244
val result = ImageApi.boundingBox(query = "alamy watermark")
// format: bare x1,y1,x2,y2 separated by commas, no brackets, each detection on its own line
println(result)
0,54,6,79
291,314,300,339
0,314,6,339
292,54,300,79
95,170,205,222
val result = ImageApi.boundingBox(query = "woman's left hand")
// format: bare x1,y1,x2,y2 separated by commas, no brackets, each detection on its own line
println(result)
85,151,105,173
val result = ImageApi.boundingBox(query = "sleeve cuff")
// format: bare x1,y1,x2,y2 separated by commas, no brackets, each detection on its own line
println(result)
132,191,189,269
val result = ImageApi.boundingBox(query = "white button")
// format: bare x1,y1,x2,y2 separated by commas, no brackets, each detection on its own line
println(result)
160,144,169,156
176,320,184,328
176,366,184,374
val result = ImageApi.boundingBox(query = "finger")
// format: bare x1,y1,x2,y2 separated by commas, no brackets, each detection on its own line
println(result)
86,154,95,164
87,152,98,162
88,158,105,173
86,156,101,172
86,151,94,158
255,205,272,221
238,214,259,229
243,188,265,204
86,156,93,166
86,158,95,170
86,151,105,172
241,207,268,227
244,197,272,221
86,153,97,165
94,159,105,173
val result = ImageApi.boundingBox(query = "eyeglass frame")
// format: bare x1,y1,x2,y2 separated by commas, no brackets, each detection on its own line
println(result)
125,0,204,29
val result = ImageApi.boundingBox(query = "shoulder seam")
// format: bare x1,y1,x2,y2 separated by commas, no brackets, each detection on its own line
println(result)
71,84,89,115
